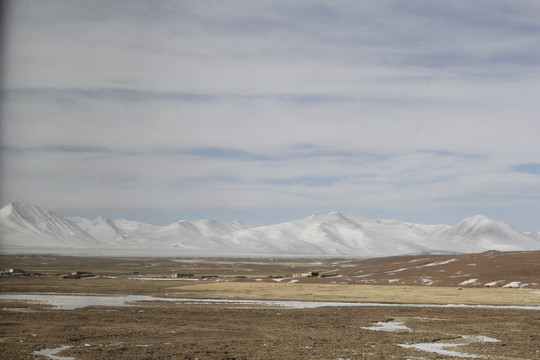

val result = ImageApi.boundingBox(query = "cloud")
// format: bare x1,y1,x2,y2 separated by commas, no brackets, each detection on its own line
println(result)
1,0,540,230
514,163,540,175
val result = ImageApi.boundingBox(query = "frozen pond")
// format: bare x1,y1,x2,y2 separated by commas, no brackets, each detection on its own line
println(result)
1,293,540,311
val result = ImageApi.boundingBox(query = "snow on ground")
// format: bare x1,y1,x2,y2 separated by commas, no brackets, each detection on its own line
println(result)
400,334,501,358
33,346,74,360
503,281,523,288
484,280,503,287
460,335,500,343
361,321,412,332
423,258,458,267
459,278,479,286
399,342,479,358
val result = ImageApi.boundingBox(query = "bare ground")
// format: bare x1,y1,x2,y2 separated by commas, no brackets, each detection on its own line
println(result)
1,252,539,359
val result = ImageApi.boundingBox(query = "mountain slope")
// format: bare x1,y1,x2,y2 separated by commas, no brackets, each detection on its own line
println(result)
222,212,431,257
431,215,540,252
0,202,100,248
1,202,539,256
69,216,158,243
107,218,260,252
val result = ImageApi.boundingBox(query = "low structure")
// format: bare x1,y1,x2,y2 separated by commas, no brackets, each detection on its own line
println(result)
59,271,94,279
172,273,194,278
7,268,27,276
291,271,320,278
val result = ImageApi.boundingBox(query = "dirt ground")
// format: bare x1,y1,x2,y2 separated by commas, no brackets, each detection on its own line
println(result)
1,300,539,359
1,254,539,359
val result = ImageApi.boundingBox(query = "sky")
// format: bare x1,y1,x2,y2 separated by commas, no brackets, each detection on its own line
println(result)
1,0,540,231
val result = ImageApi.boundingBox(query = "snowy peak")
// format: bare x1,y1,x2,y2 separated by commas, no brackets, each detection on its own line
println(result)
2,201,52,223
306,211,355,225
222,212,428,257
436,215,538,251
69,216,158,243
0,202,100,247
449,215,523,238
163,218,257,238
1,202,539,256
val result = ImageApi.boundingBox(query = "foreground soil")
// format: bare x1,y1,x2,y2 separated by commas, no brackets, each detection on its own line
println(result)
1,253,539,359
1,300,539,360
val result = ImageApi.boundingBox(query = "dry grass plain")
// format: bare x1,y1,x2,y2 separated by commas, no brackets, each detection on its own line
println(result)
1,252,539,359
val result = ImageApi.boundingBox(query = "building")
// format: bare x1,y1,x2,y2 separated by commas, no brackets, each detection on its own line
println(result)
172,273,194,278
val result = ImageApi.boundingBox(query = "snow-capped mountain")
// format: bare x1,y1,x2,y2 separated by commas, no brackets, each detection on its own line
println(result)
431,215,540,252
221,212,432,257
104,218,261,252
0,201,100,249
68,216,157,243
1,202,539,256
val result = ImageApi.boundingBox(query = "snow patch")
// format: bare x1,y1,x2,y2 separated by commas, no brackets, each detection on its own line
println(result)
399,342,479,358
361,321,412,332
423,258,458,267
33,346,74,360
503,281,522,288
460,335,500,343
459,279,478,286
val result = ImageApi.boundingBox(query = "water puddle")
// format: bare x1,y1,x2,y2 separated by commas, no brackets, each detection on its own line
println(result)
1,293,540,311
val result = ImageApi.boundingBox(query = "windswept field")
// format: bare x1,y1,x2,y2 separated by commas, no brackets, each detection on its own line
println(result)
1,251,539,359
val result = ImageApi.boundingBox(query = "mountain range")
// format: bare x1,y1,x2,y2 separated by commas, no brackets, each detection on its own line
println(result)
1,201,539,257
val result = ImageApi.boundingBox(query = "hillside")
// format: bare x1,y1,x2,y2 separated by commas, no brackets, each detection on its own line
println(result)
1,202,539,257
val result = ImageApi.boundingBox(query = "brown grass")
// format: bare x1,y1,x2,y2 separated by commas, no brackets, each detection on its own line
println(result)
169,281,540,306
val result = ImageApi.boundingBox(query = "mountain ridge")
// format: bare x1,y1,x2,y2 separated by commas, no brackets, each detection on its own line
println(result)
1,201,539,257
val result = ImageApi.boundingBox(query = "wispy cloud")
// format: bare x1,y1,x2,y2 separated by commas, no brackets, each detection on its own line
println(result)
514,163,540,175
1,0,540,230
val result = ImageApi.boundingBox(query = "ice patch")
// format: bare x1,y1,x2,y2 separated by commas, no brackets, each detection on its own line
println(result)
33,346,74,360
460,335,500,343
2,294,540,311
361,321,411,332
401,334,500,358
399,342,479,358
